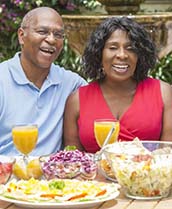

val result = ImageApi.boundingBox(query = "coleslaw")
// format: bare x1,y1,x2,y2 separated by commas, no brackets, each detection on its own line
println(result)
40,150,97,180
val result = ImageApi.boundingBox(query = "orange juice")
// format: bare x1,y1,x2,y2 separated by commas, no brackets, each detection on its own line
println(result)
94,120,120,147
12,125,38,155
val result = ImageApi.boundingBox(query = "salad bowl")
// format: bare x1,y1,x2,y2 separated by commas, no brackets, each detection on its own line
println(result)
102,140,172,200
0,155,15,184
39,149,97,180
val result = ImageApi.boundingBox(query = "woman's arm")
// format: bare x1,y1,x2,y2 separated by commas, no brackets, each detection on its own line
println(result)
160,80,172,141
63,90,85,150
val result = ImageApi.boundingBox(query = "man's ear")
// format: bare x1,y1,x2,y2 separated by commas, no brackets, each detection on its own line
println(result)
18,27,25,45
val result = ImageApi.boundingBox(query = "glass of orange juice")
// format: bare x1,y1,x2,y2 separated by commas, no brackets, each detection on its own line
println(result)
94,119,120,148
12,124,38,161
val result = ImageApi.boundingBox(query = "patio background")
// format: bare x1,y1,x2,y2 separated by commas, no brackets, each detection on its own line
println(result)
0,0,172,83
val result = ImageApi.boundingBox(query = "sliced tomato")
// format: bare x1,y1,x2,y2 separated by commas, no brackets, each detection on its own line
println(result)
0,164,7,184
2,163,13,173
0,163,12,184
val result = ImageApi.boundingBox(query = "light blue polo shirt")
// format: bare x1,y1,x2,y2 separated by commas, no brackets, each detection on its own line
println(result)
0,52,87,156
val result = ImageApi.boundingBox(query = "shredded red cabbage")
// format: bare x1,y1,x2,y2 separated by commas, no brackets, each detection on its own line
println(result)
41,150,97,179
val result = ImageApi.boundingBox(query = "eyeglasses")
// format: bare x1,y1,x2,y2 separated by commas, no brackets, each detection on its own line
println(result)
23,27,65,40
37,29,65,40
35,28,65,40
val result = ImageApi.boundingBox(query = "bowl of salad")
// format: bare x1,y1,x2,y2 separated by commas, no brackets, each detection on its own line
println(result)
102,139,172,200
39,147,97,180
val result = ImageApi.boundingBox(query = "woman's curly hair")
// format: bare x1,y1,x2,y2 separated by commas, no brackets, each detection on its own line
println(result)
82,16,157,82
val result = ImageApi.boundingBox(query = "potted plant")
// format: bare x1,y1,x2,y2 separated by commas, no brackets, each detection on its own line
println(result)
97,0,145,14
57,0,100,14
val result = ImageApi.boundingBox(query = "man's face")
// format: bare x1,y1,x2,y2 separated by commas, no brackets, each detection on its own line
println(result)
18,10,64,70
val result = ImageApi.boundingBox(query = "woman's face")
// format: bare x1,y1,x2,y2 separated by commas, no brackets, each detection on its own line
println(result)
102,29,138,82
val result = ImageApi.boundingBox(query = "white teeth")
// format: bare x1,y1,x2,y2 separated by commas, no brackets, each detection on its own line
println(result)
113,65,128,69
48,49,54,53
112,64,128,72
41,48,55,53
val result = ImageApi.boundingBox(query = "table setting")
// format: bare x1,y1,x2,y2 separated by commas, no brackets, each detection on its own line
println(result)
1,121,172,209
0,122,120,209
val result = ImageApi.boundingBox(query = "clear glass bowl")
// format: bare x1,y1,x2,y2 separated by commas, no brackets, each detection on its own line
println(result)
98,158,117,182
102,140,172,200
0,155,15,184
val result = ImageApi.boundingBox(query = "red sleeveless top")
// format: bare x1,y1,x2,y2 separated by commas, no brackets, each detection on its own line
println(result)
78,78,163,153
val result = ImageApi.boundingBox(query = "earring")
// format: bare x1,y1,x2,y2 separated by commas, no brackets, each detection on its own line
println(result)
98,67,106,79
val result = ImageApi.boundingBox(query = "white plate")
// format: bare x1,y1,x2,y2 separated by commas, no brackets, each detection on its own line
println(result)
0,191,119,209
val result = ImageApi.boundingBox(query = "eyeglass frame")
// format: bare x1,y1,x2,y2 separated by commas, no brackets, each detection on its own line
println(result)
21,26,66,40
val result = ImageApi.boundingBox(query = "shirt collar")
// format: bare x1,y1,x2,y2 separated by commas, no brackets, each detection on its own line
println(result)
9,52,61,86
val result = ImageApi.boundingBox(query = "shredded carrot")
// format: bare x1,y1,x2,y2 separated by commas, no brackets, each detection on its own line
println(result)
40,193,63,198
7,188,11,192
96,189,107,197
151,190,160,196
68,192,87,201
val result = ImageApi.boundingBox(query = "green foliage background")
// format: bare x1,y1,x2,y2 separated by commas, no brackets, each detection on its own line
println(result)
0,0,172,83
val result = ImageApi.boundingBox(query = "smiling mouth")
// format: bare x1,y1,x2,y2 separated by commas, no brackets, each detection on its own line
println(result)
112,64,129,72
40,47,55,55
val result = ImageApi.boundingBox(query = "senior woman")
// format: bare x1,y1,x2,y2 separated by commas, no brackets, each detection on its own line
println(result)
63,16,172,153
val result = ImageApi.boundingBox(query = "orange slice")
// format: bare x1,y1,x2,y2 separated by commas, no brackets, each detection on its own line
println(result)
13,159,29,180
27,159,43,179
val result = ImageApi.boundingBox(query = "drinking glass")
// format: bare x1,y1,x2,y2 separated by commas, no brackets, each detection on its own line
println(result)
94,119,120,148
12,124,38,162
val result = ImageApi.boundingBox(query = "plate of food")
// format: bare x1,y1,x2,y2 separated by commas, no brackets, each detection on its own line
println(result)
0,178,120,209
